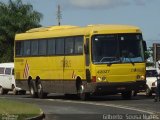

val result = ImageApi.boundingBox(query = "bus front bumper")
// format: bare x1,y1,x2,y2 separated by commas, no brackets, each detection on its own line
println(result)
85,80,146,95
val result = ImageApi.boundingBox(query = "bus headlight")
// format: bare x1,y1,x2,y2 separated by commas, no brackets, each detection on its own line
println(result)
137,75,145,80
102,76,106,81
97,77,107,82
97,77,102,81
140,75,145,80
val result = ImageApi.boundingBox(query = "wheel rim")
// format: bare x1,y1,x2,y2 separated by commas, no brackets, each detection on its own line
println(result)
37,83,43,95
13,88,16,94
30,86,34,95
79,85,84,94
146,87,151,95
12,85,16,94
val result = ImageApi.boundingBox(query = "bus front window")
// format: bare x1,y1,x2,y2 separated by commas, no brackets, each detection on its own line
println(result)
92,34,144,64
119,34,144,63
92,35,119,64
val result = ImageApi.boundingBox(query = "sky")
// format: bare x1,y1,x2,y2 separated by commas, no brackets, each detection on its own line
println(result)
1,0,160,47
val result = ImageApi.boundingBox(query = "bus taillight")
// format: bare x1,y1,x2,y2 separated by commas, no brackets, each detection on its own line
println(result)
92,76,96,82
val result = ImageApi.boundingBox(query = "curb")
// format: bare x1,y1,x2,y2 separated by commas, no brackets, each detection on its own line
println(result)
26,110,45,120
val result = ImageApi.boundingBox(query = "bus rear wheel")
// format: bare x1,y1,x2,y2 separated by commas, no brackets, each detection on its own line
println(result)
36,81,47,99
29,81,37,98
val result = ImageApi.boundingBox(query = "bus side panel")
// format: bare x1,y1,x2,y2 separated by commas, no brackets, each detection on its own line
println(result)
63,55,85,94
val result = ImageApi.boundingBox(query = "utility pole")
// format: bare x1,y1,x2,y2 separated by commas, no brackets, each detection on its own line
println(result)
56,4,62,26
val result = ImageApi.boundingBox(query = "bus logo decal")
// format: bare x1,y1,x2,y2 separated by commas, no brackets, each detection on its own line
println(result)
72,70,76,79
23,60,29,79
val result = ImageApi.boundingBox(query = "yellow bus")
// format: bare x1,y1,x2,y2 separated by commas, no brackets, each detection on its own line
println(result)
14,24,147,100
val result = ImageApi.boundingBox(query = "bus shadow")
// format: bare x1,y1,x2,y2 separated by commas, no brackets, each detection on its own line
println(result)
43,93,155,102
20,92,155,102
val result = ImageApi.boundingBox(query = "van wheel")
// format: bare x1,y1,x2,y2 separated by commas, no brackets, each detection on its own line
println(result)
3,90,8,94
12,85,18,95
146,86,152,96
29,81,37,98
0,86,4,95
36,81,47,99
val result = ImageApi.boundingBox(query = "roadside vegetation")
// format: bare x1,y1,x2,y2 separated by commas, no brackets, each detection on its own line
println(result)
0,0,42,63
0,99,41,119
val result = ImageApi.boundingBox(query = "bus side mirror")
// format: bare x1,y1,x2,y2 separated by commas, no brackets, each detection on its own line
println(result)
143,40,147,52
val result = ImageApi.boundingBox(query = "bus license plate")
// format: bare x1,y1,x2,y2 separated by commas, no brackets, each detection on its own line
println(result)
117,87,126,90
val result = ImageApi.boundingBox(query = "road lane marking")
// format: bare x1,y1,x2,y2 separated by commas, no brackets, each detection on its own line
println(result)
46,99,155,114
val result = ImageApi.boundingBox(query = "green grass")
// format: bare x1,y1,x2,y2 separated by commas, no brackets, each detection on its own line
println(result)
0,99,41,120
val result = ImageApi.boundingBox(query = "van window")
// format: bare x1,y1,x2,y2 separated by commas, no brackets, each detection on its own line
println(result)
0,68,5,74
146,70,158,77
12,69,14,75
5,68,11,75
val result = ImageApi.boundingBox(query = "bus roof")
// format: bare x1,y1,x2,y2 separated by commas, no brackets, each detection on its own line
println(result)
15,24,141,40
0,63,14,68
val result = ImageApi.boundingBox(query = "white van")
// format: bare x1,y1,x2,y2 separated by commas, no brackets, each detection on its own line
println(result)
146,67,159,96
0,63,24,95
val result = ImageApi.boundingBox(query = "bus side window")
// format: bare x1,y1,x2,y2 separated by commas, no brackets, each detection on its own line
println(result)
0,67,5,74
39,39,47,55
47,39,56,55
16,41,23,56
65,37,74,54
24,41,31,56
5,68,11,75
31,40,38,56
56,38,64,55
75,36,83,54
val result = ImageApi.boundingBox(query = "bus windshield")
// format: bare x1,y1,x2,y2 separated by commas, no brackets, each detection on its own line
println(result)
92,34,144,64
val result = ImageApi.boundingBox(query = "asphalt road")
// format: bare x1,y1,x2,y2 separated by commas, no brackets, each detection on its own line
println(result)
0,93,160,120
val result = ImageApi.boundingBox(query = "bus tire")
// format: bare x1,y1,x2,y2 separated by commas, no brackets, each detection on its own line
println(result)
0,86,4,95
77,84,90,101
29,81,37,98
36,80,47,99
121,91,132,100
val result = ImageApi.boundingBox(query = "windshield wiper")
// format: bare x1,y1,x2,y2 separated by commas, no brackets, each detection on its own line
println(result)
120,57,135,65
128,57,135,66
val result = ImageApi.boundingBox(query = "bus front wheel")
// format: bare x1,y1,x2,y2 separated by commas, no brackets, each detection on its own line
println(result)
29,81,37,98
78,84,90,101
36,81,47,99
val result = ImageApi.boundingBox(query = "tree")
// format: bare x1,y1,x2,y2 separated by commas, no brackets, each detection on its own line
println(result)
0,0,43,62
